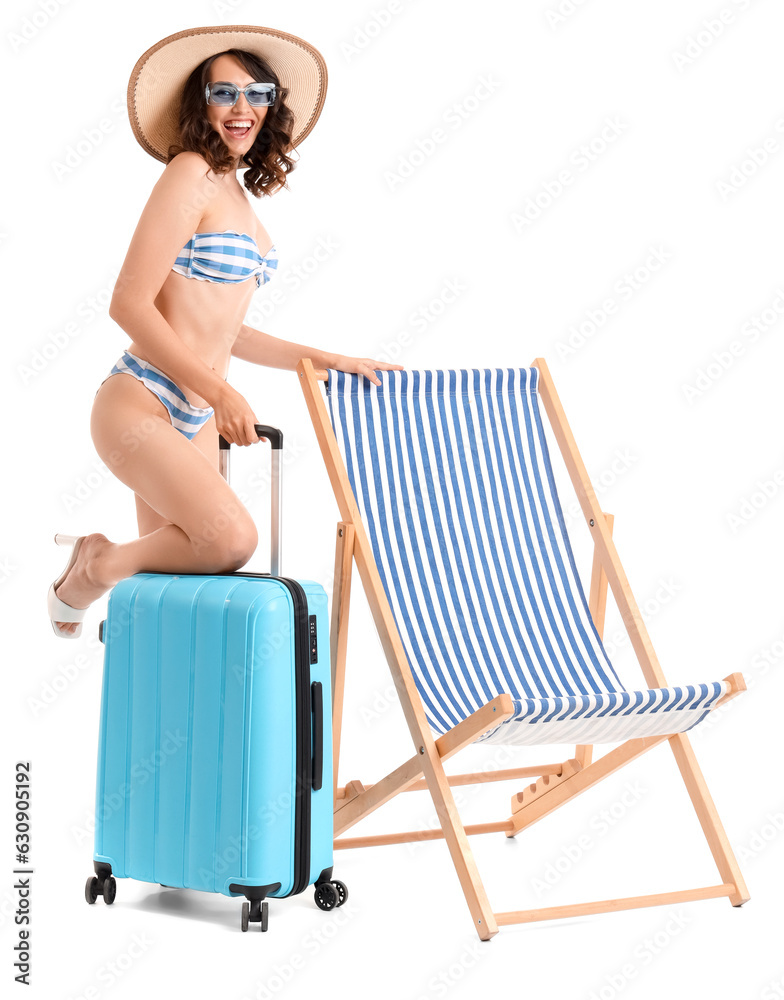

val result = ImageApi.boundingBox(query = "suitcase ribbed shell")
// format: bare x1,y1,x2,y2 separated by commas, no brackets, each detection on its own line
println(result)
93,573,332,898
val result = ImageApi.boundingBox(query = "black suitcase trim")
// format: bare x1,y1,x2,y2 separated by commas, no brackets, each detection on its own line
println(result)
237,574,315,898
277,577,313,897
228,881,281,900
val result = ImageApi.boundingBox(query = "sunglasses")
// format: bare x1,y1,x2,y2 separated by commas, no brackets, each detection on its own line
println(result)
205,81,277,107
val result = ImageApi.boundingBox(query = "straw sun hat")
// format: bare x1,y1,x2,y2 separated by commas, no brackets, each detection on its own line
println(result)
127,24,328,163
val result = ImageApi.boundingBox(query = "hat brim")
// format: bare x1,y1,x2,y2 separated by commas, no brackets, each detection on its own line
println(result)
128,24,328,163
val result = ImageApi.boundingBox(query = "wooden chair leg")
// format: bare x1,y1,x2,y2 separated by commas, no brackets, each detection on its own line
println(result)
576,510,614,768
667,732,750,906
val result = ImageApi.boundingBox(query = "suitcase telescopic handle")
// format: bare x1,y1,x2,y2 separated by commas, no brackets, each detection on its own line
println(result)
218,425,283,576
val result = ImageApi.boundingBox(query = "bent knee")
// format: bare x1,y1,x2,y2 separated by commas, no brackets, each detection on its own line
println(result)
191,511,258,570
221,521,259,570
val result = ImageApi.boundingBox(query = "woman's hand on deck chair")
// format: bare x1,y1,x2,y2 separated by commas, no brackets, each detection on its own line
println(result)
333,356,404,387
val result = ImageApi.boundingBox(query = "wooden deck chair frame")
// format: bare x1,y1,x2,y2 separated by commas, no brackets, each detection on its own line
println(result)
296,355,749,941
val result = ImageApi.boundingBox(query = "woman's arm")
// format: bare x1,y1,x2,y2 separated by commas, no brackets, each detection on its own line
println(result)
231,324,402,386
108,152,231,404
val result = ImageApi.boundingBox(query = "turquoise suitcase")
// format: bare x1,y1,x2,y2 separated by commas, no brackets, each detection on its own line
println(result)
84,427,344,931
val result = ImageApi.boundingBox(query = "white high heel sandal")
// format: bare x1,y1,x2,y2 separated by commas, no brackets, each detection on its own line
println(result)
47,534,88,638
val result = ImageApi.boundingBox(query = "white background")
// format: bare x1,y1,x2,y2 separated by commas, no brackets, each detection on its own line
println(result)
3,0,783,997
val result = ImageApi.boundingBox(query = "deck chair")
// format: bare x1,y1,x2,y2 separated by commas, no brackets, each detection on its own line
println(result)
296,357,748,941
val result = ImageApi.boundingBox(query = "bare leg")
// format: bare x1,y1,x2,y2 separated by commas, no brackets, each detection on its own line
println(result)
52,375,258,635
133,406,220,535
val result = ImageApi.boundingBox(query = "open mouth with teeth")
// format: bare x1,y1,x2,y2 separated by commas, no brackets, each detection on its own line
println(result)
223,119,254,139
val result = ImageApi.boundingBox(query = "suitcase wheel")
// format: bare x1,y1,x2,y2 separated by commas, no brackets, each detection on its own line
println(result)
314,882,339,911
85,876,99,904
102,876,117,904
85,871,116,905
330,880,348,907
241,898,269,932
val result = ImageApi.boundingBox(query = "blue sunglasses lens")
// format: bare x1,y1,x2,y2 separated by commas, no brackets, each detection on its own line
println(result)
209,84,238,105
246,85,275,106
207,83,275,107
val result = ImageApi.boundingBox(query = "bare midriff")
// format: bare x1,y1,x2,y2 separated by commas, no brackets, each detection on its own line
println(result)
124,267,257,408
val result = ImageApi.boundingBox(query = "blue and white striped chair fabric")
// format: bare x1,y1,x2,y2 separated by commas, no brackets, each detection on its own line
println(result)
326,368,727,746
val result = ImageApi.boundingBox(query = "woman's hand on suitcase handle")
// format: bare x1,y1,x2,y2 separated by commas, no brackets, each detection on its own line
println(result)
211,383,261,446
333,355,404,387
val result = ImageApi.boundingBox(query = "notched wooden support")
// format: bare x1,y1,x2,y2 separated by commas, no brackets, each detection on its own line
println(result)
338,779,366,804
510,758,582,815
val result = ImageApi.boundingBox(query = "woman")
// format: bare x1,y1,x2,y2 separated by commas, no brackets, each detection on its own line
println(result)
48,25,399,637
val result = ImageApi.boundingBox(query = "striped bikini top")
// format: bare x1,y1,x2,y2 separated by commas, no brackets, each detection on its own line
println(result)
172,230,278,288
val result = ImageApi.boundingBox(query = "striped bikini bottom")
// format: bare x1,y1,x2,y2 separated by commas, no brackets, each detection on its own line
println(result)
101,351,214,440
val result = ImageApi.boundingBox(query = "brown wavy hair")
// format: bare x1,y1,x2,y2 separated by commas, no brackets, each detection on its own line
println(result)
166,48,296,198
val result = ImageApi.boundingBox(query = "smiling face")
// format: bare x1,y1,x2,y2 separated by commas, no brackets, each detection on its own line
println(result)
205,54,269,161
